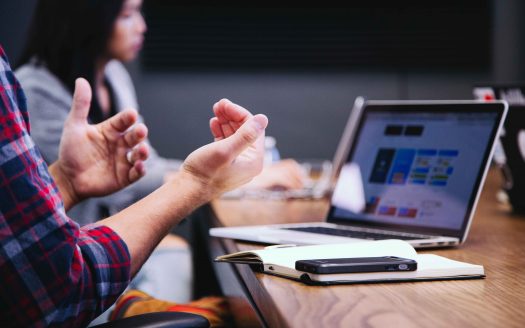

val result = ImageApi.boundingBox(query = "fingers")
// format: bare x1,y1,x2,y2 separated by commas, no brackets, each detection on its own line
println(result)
68,78,92,123
210,117,224,141
127,143,149,164
124,129,148,185
218,114,268,160
123,123,148,148
213,99,253,139
213,98,252,124
253,160,306,190
220,122,235,138
276,168,306,189
128,160,146,183
277,159,308,186
106,110,139,133
127,144,148,183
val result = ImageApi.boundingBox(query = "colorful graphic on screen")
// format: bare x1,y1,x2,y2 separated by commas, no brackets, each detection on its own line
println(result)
369,148,458,188
332,110,498,230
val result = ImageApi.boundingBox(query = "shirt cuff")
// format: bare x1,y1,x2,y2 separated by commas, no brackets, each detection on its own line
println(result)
78,225,131,311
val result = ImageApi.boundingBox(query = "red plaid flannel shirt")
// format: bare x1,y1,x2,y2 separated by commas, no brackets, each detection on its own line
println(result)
0,46,130,327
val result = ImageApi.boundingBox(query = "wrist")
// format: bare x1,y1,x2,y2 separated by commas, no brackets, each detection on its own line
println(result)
48,162,80,211
169,169,217,206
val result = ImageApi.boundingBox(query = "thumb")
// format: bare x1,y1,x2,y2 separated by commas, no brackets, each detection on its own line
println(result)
219,114,268,159
67,78,92,123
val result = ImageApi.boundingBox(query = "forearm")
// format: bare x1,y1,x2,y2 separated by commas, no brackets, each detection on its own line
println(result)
99,171,212,275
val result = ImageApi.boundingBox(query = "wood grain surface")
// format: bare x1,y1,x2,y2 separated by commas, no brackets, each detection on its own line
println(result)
212,169,525,328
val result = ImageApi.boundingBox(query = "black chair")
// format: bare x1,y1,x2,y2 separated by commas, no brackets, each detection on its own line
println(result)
91,312,210,328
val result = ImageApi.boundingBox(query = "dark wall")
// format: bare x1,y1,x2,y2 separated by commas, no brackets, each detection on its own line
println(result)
0,0,37,63
493,0,525,81
1,1,524,160
130,68,490,160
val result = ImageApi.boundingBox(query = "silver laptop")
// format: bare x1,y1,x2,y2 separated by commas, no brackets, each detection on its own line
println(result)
211,100,508,248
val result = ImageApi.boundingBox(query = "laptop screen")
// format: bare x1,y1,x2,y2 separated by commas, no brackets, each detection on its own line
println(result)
328,102,506,238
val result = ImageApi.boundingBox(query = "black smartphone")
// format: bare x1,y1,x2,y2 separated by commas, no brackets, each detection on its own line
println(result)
295,256,417,274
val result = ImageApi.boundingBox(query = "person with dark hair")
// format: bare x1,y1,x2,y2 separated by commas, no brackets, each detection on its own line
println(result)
17,0,177,226
1,42,269,326
16,0,305,224
15,0,305,306
16,0,194,308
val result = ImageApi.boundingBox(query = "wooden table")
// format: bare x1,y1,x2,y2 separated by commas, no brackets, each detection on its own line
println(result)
210,169,525,328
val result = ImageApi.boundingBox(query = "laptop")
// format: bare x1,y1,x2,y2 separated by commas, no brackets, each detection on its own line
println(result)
221,97,366,200
211,100,508,248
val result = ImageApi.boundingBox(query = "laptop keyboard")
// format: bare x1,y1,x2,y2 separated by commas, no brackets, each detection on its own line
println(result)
284,226,433,241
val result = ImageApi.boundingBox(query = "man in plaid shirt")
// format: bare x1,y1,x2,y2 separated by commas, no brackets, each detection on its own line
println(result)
0,45,268,327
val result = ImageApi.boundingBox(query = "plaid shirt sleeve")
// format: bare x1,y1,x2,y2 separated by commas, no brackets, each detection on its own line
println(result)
0,46,131,327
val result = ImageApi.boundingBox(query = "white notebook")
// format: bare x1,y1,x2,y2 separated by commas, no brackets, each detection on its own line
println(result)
215,240,485,285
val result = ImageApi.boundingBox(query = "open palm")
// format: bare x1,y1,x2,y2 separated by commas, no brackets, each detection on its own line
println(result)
56,78,149,201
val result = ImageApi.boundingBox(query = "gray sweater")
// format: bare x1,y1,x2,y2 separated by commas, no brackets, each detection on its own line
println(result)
16,60,182,226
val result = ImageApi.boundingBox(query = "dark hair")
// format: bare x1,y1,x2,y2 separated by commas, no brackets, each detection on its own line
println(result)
18,0,125,123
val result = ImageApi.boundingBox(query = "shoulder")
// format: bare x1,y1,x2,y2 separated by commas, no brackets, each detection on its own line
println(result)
15,62,72,104
105,60,135,93
105,60,132,80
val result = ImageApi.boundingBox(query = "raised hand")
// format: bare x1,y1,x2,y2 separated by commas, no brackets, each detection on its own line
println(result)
181,99,268,198
245,159,306,190
210,99,305,191
49,78,149,209
99,99,267,275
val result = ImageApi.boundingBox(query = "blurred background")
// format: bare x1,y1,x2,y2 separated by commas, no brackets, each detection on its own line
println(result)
1,0,524,161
